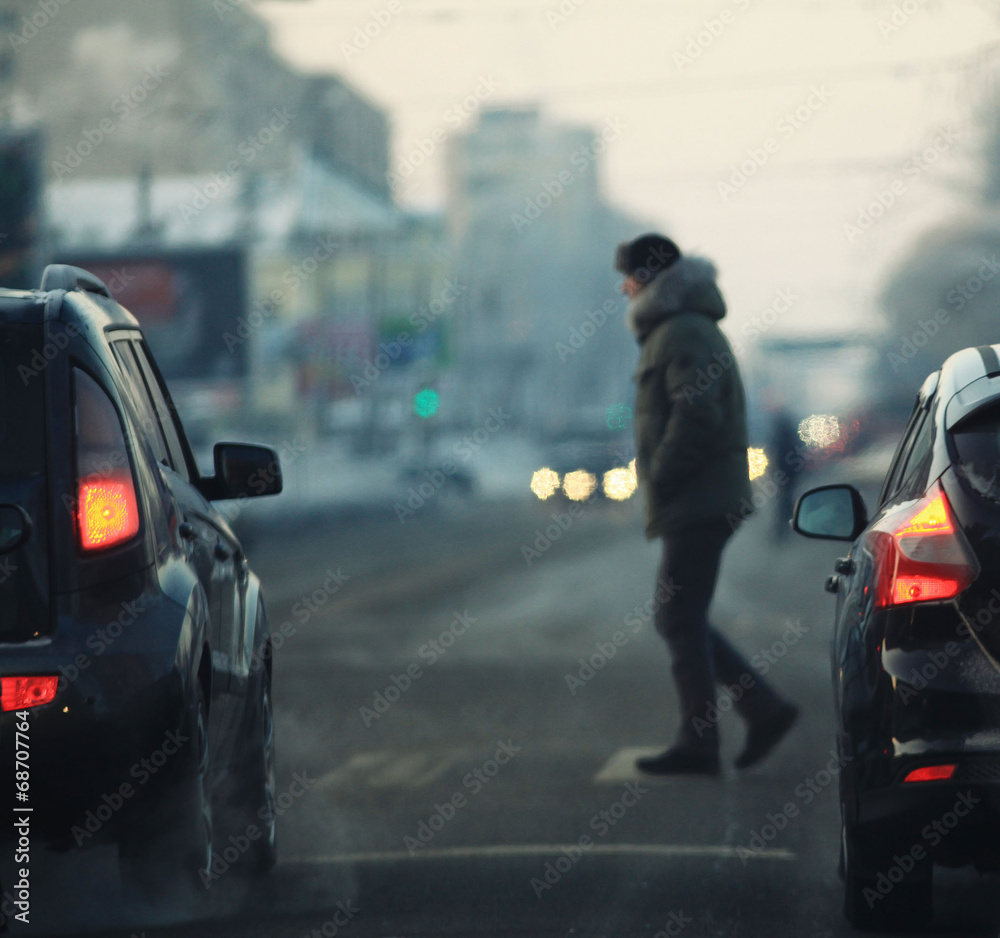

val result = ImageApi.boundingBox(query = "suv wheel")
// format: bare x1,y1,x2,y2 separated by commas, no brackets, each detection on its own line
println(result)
228,661,277,875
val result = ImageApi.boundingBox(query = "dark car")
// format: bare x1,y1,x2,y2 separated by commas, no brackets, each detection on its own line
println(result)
793,344,1000,929
0,265,281,908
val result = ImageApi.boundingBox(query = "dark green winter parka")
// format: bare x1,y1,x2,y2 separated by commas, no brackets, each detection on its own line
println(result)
628,256,752,538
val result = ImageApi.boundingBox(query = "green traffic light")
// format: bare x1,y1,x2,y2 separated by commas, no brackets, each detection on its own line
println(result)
414,388,439,418
606,403,633,431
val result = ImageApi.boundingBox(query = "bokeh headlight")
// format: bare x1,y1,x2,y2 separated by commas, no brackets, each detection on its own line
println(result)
563,470,597,502
603,466,637,501
530,468,560,500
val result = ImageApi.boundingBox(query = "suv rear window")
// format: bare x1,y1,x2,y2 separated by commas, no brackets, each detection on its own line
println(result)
0,323,46,480
951,404,1000,501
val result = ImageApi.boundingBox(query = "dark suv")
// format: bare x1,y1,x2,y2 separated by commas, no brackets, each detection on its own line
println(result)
794,344,1000,929
0,265,281,905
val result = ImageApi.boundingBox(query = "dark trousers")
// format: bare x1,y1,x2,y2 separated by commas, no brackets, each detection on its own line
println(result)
654,520,783,751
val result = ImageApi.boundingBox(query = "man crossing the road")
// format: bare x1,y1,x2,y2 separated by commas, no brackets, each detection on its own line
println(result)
616,233,799,775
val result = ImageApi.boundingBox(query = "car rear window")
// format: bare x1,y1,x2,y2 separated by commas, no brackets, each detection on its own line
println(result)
0,323,46,480
951,404,1000,501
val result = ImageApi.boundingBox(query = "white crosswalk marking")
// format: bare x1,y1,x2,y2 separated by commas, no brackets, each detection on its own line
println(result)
318,750,469,790
595,746,683,783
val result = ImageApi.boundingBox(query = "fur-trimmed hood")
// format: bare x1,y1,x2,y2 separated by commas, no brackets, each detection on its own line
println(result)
626,256,726,341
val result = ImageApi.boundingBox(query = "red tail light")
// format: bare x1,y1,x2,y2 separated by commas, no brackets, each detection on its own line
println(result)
904,764,957,783
1,676,58,711
78,473,139,550
870,482,978,608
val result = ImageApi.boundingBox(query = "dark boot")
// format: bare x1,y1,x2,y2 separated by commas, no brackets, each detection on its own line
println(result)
735,701,799,769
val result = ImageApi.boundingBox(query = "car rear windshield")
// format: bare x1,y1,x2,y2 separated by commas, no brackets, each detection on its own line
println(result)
0,323,46,481
951,403,1000,502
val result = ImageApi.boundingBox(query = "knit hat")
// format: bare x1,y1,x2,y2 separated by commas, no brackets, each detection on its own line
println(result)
614,234,681,284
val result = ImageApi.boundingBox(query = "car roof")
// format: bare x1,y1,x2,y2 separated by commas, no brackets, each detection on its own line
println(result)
0,265,138,331
936,344,1000,430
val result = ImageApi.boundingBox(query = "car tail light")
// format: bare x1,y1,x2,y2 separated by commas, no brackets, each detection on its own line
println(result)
73,369,140,552
78,475,139,550
870,482,979,608
1,676,58,711
904,764,957,783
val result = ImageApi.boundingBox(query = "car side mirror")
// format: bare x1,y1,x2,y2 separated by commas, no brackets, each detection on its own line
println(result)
793,484,868,541
201,443,283,500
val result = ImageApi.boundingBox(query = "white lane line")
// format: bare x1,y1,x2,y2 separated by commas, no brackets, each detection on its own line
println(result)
285,844,795,864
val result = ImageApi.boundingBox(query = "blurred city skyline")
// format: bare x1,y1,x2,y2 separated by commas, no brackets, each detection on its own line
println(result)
257,0,1000,337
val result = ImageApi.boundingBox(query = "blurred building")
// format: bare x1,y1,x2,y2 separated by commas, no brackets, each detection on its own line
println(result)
3,0,452,450
444,105,642,434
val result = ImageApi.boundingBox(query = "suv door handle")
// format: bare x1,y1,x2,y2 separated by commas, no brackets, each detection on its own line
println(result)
178,522,198,542
834,557,855,575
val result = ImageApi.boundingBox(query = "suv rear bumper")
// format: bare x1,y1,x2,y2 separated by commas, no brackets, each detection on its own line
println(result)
0,589,201,852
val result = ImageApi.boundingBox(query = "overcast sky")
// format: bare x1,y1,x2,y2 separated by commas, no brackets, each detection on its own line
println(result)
256,0,1000,338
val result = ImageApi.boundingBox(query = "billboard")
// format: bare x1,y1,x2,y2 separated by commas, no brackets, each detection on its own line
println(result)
59,247,248,381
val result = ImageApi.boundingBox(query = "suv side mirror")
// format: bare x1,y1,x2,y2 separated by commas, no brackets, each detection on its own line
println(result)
793,484,868,541
200,443,283,501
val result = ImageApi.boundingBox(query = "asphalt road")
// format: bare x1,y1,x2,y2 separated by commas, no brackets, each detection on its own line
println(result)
68,482,1000,936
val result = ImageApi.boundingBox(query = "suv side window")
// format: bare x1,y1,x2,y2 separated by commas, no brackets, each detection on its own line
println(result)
112,340,172,471
130,340,194,483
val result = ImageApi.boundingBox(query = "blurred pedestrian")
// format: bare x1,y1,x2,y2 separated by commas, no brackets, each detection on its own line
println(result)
768,406,803,541
616,233,798,775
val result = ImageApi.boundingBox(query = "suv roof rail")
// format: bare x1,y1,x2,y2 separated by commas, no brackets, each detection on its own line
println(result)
40,264,110,298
